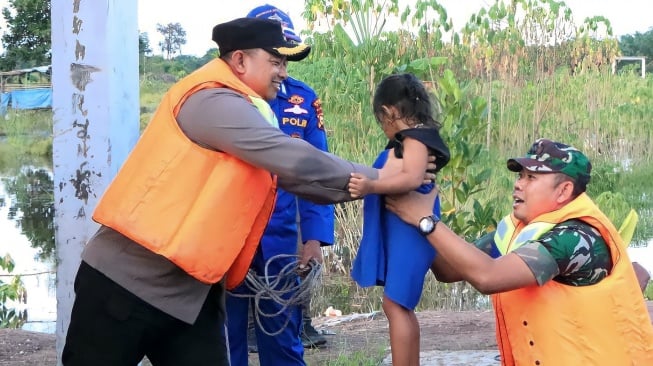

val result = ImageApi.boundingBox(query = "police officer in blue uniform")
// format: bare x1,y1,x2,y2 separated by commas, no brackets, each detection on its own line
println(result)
225,5,335,366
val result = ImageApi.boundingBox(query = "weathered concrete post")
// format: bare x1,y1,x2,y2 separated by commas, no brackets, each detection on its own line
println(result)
51,0,139,363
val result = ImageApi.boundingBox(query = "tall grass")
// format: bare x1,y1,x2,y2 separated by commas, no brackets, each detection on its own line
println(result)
298,4,650,299
482,71,653,164
293,63,653,315
139,73,177,130
0,110,52,171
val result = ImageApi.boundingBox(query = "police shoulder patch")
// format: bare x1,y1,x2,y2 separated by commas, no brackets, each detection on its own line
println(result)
312,98,325,130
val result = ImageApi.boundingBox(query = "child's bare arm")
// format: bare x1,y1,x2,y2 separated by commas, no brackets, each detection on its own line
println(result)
373,137,428,195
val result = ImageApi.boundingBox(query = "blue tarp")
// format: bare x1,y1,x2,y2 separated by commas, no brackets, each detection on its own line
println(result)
0,88,52,115
0,92,9,116
9,88,52,110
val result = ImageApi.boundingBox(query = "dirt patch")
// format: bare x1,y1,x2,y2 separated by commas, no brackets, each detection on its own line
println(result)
0,329,57,366
1,302,651,365
0,309,495,366
299,309,498,365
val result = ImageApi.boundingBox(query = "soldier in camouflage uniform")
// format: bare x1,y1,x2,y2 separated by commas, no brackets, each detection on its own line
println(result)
385,138,653,365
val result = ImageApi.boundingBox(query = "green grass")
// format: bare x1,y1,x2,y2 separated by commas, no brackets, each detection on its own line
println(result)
323,346,388,366
0,110,52,172
139,73,175,131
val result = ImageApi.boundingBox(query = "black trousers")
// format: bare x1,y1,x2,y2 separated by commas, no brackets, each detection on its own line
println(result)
62,261,228,366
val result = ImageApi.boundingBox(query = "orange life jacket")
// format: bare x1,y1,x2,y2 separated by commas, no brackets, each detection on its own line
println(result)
492,193,653,365
93,59,277,288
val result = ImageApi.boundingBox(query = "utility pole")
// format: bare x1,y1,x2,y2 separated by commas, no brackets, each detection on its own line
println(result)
51,1,139,364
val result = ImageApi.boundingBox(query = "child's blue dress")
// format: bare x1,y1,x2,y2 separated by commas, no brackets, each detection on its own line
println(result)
351,149,441,310
352,126,449,310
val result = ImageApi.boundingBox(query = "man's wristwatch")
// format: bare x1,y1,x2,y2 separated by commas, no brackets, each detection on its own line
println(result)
418,215,440,236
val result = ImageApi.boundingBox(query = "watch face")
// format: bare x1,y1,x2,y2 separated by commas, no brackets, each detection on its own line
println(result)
419,217,434,234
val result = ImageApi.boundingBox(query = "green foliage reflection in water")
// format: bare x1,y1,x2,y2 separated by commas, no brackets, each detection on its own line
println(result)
0,255,27,329
3,168,55,261
0,110,53,329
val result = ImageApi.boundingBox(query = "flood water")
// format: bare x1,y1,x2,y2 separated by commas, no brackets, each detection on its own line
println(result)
0,175,56,333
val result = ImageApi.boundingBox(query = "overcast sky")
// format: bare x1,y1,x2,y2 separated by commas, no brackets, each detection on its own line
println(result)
136,0,652,56
0,0,651,57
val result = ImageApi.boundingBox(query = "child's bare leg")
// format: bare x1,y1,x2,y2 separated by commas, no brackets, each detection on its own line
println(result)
382,294,420,366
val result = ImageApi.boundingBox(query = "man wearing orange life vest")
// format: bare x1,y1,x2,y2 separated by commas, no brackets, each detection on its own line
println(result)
61,18,411,366
385,138,653,365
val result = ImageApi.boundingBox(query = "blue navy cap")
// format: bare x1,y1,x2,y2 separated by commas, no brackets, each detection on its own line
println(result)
246,4,302,43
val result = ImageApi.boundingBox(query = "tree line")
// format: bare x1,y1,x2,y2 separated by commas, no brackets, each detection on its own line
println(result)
0,0,189,70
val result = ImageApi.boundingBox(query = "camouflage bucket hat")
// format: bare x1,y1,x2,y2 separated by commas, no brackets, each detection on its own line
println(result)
507,138,592,184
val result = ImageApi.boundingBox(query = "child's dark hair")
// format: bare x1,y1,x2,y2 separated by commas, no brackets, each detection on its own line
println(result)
373,73,440,129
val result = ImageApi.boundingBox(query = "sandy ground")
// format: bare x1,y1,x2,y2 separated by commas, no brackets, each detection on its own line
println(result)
1,302,651,365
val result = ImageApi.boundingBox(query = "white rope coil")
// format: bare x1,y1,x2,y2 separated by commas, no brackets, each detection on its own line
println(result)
228,254,322,336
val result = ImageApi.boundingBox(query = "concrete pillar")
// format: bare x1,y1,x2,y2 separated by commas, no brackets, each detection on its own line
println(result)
51,0,139,363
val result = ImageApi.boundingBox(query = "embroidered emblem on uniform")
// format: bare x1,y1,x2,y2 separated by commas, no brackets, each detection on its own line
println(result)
285,94,308,115
288,95,304,104
312,98,325,130
284,104,308,115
